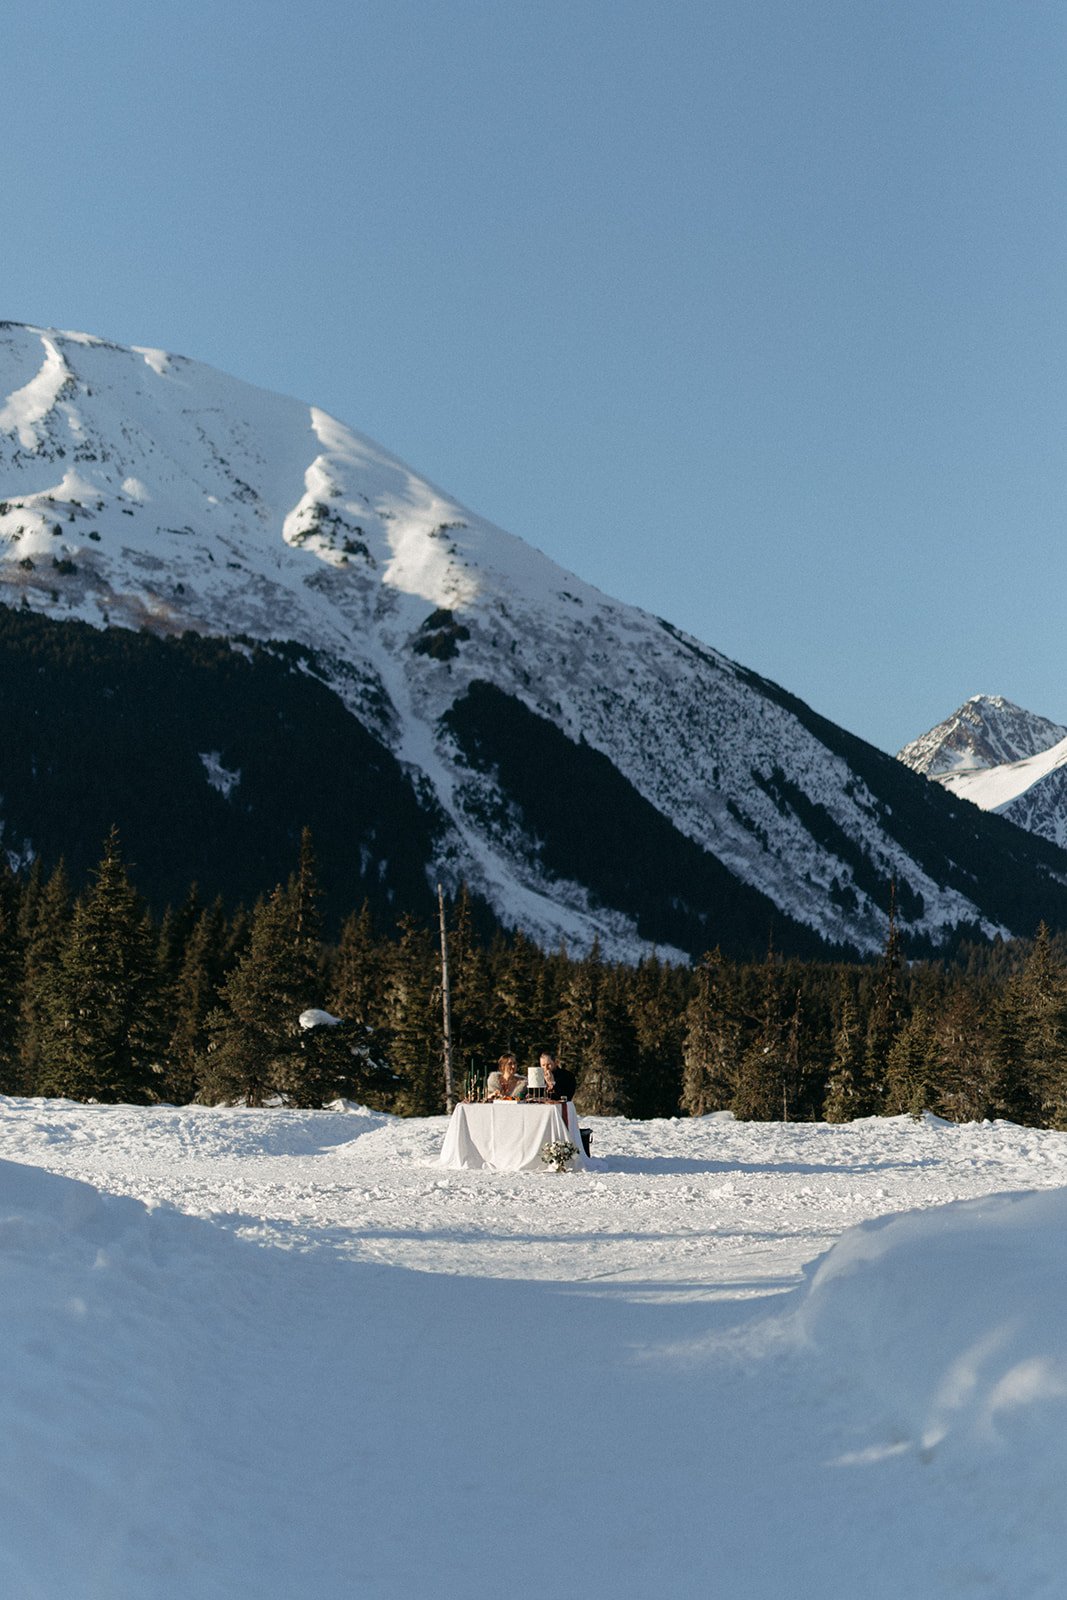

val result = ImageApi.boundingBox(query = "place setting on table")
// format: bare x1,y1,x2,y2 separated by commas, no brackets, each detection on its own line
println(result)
436,1052,592,1173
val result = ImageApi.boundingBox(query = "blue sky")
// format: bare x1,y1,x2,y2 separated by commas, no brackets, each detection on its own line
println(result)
6,1,1065,753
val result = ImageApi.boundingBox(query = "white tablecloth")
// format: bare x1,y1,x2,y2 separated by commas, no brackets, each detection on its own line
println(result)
437,1101,589,1172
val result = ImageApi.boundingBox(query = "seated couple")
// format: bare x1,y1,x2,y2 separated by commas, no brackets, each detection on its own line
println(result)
486,1051,576,1102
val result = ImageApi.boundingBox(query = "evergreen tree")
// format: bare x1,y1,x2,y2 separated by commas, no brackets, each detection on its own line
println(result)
15,856,43,948
200,832,338,1107
162,900,228,1102
929,981,998,1123
823,983,872,1122
490,929,547,1068
556,939,602,1085
731,952,786,1121
319,900,396,1109
156,886,205,990
0,862,24,1093
447,885,494,1080
289,828,322,960
780,987,805,1121
992,970,1031,1123
138,907,177,1097
627,956,684,1118
0,864,25,1100
681,950,740,1116
384,914,440,1113
18,861,71,1094
220,903,253,972
865,890,906,1106
328,900,391,1093
330,901,381,1033
884,1007,935,1118
1010,924,1067,1126
576,967,636,1115
36,830,155,1102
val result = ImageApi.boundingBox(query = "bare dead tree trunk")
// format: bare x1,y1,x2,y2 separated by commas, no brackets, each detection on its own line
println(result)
437,882,455,1112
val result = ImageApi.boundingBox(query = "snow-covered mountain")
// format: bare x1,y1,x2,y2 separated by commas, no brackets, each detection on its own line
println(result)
899,696,1067,851
898,695,1067,778
3,321,1067,958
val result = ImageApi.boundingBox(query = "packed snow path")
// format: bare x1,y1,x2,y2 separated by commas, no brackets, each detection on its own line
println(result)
2,1099,1066,1599
5,1100,1063,1290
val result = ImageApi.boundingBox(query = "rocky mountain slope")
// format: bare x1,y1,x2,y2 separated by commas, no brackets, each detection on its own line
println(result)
899,695,1067,852
3,322,1067,958
898,695,1067,777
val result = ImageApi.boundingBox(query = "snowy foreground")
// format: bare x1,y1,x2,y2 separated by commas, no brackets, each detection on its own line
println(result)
2,1102,1067,1599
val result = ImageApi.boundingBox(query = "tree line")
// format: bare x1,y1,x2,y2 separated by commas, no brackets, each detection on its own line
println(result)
2,828,1066,1126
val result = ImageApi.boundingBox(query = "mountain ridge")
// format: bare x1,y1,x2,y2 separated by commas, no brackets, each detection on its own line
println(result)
3,321,1067,958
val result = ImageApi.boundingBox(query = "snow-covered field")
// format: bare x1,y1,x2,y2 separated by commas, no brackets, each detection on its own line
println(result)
2,1099,1066,1599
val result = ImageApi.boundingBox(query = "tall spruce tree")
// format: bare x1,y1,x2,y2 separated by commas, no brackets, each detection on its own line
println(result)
556,939,602,1085
328,900,391,1092
865,889,906,1107
681,949,740,1116
780,987,804,1121
822,983,871,1122
1011,924,1067,1127
628,956,684,1118
18,861,71,1094
447,886,494,1082
576,967,636,1115
731,951,789,1121
319,901,395,1109
491,929,549,1068
36,830,156,1102
156,886,204,990
200,831,338,1107
929,981,998,1123
992,971,1031,1123
163,900,229,1102
330,902,381,1034
384,914,440,1113
0,862,24,1093
884,1007,935,1118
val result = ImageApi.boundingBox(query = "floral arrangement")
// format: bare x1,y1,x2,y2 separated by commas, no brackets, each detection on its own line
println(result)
541,1139,578,1173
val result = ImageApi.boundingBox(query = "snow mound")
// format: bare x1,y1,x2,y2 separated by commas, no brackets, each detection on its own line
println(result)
797,1186,1067,1464
0,1158,264,1599
298,1007,341,1029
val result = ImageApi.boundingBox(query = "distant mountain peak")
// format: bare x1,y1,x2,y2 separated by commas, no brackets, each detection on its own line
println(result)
899,695,1067,854
898,695,1067,778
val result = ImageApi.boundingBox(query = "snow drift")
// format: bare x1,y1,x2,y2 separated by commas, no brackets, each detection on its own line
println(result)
798,1181,1067,1463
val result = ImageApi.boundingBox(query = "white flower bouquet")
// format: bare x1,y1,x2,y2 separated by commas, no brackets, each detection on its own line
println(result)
541,1139,578,1173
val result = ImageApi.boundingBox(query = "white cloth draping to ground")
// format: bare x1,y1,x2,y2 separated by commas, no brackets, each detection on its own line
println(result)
437,1101,590,1172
